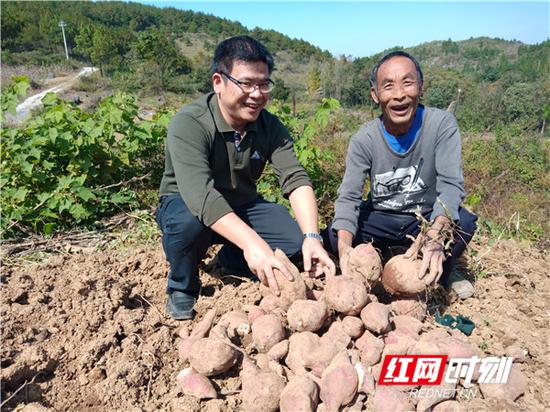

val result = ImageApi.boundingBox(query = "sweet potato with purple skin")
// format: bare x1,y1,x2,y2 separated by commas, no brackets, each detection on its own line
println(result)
241,357,286,412
287,299,329,332
417,377,457,411
341,316,365,339
505,345,528,363
286,332,320,375
252,313,286,353
355,330,385,366
177,308,217,363
382,254,427,295
176,367,217,399
390,297,427,321
432,400,464,412
344,243,383,287
218,310,250,338
360,302,391,334
319,351,358,411
279,375,319,412
260,249,308,310
325,275,369,316
267,339,289,361
392,315,424,336
479,364,527,402
373,387,415,411
189,338,238,376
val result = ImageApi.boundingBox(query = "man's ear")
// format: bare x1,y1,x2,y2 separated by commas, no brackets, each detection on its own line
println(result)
370,86,380,104
419,82,425,98
212,73,223,94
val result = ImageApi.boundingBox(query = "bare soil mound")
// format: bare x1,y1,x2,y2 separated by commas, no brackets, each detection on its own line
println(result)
1,237,549,411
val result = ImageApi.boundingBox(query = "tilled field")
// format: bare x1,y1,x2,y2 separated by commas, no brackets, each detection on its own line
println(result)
1,237,548,411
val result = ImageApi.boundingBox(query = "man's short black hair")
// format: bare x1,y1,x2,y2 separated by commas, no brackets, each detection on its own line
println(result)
370,50,423,91
211,35,274,76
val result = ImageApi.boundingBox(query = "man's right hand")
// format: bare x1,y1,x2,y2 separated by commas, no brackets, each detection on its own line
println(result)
243,241,293,295
211,212,293,295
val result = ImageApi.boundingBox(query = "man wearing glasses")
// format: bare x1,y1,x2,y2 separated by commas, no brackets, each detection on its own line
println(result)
157,36,335,320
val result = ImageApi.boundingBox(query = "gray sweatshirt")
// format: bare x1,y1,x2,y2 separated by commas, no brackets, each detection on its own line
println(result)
333,106,465,236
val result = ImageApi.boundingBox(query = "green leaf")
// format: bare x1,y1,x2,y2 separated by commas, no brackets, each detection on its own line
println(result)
69,203,89,221
41,92,58,106
13,188,28,202
43,222,56,235
76,187,96,202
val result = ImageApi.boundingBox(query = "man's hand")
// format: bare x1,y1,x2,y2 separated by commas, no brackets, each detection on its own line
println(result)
337,229,354,276
242,241,292,295
417,239,445,285
408,215,452,286
302,237,336,278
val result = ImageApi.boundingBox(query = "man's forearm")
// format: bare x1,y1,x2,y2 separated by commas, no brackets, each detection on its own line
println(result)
210,212,267,251
288,185,319,235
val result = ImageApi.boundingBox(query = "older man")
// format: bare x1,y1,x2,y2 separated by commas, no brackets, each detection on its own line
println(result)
326,51,477,299
157,36,335,319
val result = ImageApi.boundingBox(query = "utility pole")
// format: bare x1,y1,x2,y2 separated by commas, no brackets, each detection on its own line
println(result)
59,20,69,60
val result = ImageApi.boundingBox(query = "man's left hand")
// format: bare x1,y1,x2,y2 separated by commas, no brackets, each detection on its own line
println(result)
417,239,444,285
302,238,336,278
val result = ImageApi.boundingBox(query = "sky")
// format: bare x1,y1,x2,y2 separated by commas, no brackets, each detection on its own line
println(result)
136,1,549,58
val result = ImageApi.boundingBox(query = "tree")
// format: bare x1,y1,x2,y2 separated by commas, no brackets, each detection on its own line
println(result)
307,65,321,95
133,28,191,92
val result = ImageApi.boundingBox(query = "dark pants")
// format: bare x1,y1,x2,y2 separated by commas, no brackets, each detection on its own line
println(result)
156,193,303,296
323,202,477,284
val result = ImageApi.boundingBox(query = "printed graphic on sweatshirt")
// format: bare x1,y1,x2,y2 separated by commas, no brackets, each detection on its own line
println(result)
372,159,427,210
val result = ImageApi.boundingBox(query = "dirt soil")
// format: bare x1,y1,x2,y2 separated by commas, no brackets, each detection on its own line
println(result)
1,235,549,411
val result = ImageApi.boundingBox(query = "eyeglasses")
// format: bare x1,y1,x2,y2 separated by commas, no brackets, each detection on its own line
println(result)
220,71,275,94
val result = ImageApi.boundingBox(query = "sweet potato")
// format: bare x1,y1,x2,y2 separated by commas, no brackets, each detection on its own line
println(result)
241,357,286,412
279,375,320,412
355,330,385,366
218,310,250,338
341,316,364,339
252,313,286,353
345,243,383,287
245,305,266,324
325,275,369,316
355,361,376,395
176,367,217,399
392,315,424,336
373,387,414,411
189,338,238,376
178,308,217,363
382,255,427,295
286,332,320,375
479,364,527,402
390,297,427,321
287,299,329,332
319,351,358,411
416,377,456,411
260,249,307,310
360,302,391,334
267,339,289,361
505,345,528,363
432,400,464,412
259,295,280,312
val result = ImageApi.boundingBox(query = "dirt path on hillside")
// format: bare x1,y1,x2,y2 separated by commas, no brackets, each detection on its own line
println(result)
1,234,548,411
13,67,98,122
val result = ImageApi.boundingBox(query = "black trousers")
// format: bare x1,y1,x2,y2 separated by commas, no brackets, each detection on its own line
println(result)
323,202,478,283
156,193,303,295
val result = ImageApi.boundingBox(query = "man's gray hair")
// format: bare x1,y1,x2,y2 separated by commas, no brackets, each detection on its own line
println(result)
370,50,424,92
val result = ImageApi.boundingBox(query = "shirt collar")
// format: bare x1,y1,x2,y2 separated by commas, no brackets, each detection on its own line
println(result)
208,92,258,134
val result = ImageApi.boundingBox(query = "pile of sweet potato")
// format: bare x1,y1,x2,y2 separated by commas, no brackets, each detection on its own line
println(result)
175,246,527,411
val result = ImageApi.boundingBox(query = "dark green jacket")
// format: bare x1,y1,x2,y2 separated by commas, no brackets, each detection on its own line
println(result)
159,92,311,226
